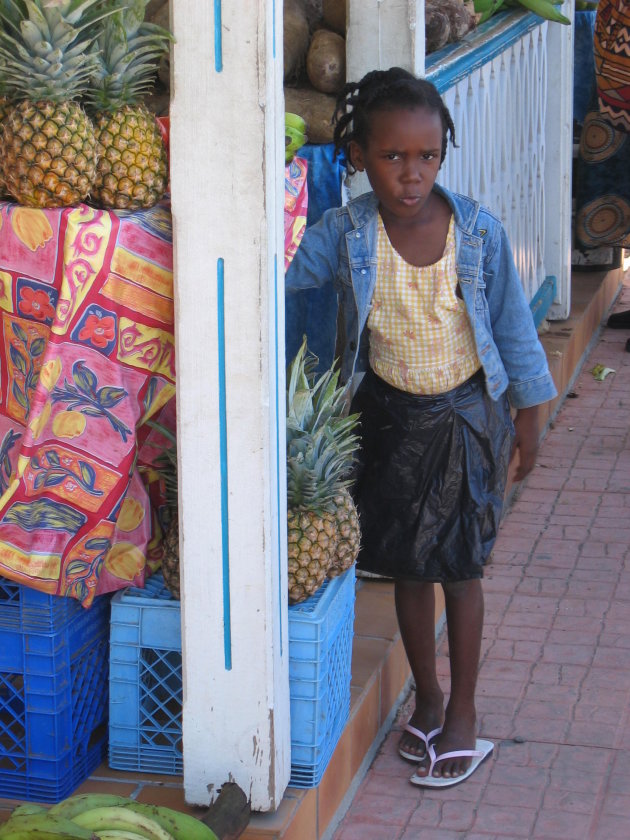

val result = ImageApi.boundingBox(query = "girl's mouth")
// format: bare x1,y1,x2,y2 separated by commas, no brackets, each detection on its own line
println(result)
400,195,422,206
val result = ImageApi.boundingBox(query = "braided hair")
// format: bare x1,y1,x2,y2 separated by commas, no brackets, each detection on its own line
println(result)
333,67,457,174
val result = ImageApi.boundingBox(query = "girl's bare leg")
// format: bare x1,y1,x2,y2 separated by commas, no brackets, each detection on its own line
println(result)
395,579,445,760
416,578,484,779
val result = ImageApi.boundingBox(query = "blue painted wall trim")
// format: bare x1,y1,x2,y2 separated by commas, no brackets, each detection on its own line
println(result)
426,11,541,93
274,255,283,656
217,258,232,670
530,276,557,329
214,0,223,72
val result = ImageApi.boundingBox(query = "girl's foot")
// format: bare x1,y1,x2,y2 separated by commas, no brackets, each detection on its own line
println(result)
398,695,444,762
412,706,477,779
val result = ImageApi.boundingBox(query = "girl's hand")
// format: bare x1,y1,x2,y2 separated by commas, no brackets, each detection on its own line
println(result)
510,405,540,482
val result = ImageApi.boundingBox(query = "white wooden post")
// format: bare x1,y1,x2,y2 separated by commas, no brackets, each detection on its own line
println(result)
545,0,574,319
170,0,290,809
346,0,424,196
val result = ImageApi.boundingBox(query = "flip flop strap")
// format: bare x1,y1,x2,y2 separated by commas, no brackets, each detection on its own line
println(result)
427,743,483,774
404,724,442,747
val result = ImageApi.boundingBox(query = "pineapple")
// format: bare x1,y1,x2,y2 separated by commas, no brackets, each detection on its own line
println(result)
0,60,13,196
84,0,171,210
0,0,107,207
286,340,361,604
327,487,361,578
147,419,180,599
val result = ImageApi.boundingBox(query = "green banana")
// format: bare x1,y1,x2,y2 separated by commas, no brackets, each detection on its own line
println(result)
8,804,48,817
473,0,506,23
121,803,219,840
48,794,133,820
91,833,151,840
71,806,175,840
501,0,570,23
0,811,96,839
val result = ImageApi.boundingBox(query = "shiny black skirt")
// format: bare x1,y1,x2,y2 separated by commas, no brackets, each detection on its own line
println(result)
349,368,514,583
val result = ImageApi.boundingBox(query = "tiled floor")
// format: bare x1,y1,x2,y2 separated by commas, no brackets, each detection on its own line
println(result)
0,264,626,839
331,273,630,839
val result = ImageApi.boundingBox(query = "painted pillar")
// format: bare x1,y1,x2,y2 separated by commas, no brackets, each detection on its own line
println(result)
545,0,574,319
169,0,289,810
346,0,424,196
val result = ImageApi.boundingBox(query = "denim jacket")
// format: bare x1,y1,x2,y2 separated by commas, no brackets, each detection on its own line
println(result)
286,184,557,409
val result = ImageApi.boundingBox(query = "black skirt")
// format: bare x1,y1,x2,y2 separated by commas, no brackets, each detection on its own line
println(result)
349,368,514,583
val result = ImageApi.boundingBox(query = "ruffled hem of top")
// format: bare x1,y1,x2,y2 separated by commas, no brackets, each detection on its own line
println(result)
370,356,481,396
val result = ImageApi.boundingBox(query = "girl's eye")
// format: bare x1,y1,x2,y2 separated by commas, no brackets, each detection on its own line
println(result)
423,153,436,160
385,153,400,161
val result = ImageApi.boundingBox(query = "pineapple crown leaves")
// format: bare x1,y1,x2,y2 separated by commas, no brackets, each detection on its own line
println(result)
287,337,354,435
286,339,361,510
84,0,173,111
0,0,118,100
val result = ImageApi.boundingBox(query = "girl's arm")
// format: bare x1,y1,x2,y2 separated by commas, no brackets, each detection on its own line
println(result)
285,207,342,293
482,222,557,410
511,405,540,481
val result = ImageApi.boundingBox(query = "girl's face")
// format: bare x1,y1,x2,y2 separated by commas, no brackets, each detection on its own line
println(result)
349,106,444,223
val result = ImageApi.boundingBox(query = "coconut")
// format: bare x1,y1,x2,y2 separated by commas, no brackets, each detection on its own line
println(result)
284,85,336,143
322,0,346,35
284,0,311,82
306,29,346,94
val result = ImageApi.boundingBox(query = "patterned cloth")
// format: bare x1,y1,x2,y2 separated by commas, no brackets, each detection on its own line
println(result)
575,0,630,249
368,215,480,394
0,201,175,606
595,0,630,132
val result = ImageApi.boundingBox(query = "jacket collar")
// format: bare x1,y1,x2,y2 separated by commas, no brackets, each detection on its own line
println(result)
345,183,481,234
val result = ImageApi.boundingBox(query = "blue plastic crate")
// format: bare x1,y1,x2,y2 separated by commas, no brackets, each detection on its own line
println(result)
108,574,183,775
287,568,355,787
108,568,355,785
0,593,110,802
0,577,84,633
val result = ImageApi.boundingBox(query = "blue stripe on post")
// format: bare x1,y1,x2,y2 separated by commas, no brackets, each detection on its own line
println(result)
274,255,283,656
272,0,276,59
217,258,232,670
214,0,223,72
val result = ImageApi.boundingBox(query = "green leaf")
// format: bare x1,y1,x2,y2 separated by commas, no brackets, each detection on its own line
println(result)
96,385,127,408
30,337,46,357
11,321,28,344
72,360,97,395
78,460,96,488
46,450,61,466
12,381,28,410
85,537,111,551
10,344,27,375
65,559,90,577
43,472,66,487
3,499,86,532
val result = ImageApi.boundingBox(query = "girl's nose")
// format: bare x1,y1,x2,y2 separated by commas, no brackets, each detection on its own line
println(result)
401,161,421,182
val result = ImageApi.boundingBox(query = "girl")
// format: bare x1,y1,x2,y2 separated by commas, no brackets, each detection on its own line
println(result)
286,68,557,787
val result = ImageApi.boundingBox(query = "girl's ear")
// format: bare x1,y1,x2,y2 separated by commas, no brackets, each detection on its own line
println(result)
348,140,365,172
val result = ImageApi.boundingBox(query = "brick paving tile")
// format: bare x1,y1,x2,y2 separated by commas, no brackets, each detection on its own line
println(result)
332,289,630,840
472,803,537,836
531,808,593,838
590,815,630,840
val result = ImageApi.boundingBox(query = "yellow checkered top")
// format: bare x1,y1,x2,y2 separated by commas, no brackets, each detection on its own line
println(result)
368,214,480,395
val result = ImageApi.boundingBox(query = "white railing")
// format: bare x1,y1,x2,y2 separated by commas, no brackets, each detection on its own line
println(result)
427,16,549,306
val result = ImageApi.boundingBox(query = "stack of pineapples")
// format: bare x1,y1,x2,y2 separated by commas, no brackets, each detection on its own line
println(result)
148,340,362,606
0,0,171,209
286,339,361,604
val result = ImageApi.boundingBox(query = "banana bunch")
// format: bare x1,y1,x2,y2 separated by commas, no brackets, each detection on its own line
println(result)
0,794,219,840
474,0,570,24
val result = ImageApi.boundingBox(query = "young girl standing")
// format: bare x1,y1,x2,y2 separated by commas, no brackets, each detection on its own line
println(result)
286,68,557,787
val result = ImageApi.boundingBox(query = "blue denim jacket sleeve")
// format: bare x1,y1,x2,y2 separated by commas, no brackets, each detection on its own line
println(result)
482,217,557,409
285,207,342,293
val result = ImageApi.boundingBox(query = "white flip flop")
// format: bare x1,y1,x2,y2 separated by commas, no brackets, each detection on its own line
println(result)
398,723,443,763
409,738,494,787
